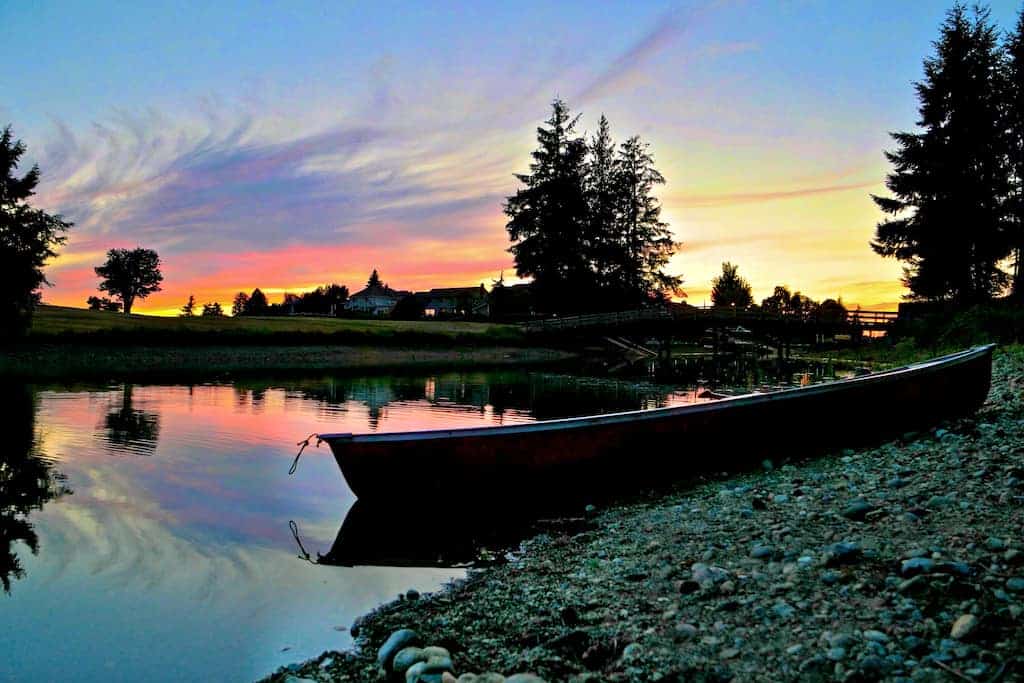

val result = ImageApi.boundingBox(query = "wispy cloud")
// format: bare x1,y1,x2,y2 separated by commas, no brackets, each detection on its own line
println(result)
672,180,878,208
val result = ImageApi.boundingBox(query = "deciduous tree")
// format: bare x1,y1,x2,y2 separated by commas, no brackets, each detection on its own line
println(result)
94,247,163,315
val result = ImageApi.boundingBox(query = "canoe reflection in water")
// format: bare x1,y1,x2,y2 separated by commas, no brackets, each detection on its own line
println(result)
296,500,595,569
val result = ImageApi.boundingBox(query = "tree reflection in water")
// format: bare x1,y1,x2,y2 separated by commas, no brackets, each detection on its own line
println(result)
102,385,161,455
0,384,69,593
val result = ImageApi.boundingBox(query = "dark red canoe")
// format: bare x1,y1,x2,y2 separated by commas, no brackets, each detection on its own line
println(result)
319,345,995,501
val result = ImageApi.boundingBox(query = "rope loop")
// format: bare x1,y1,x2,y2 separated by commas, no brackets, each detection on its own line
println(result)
289,433,322,475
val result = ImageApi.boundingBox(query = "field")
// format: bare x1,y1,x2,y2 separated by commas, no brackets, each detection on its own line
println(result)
27,305,525,345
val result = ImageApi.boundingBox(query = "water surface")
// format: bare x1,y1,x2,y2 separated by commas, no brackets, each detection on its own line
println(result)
0,360,847,681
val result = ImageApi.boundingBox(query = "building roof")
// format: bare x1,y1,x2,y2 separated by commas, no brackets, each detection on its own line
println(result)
349,284,409,300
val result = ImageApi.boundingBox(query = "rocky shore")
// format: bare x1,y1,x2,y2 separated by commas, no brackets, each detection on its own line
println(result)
266,348,1024,682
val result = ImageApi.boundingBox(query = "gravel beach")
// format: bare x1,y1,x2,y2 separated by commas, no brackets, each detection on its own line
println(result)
266,347,1024,682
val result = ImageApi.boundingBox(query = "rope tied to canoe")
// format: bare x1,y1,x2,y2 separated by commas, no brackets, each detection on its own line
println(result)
289,433,322,475
288,520,316,564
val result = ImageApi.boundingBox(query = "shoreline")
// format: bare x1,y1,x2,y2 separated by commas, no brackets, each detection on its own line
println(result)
0,344,578,380
265,347,1024,682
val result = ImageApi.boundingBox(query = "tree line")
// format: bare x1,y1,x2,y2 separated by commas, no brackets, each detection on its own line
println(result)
505,100,683,314
873,3,1024,306
709,261,849,322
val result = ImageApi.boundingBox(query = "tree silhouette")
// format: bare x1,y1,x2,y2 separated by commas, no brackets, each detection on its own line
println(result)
201,301,223,317
586,115,619,292
102,385,160,456
0,384,69,592
247,288,269,315
180,295,196,317
0,126,71,337
872,4,1011,304
711,262,753,308
613,135,681,303
94,247,163,315
1007,8,1024,298
505,99,594,313
366,269,382,289
760,286,793,315
86,295,121,312
230,292,248,317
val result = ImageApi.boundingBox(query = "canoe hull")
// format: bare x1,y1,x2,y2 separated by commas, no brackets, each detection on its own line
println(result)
322,346,994,501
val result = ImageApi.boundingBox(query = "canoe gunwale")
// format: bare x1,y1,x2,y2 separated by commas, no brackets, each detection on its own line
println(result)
318,344,995,446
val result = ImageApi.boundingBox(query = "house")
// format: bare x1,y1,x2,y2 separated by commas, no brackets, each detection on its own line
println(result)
422,284,489,319
344,283,410,317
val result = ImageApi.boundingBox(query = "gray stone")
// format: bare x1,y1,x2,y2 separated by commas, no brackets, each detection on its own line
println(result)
826,647,847,661
406,588,421,601
1006,577,1024,592
863,630,889,643
505,676,546,683
825,542,862,567
926,494,955,509
393,648,428,675
841,499,876,521
773,601,796,619
378,629,421,672
950,614,978,640
751,544,773,560
901,558,936,577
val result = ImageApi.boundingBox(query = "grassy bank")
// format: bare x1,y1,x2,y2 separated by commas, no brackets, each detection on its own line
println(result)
25,305,526,346
0,306,555,378
0,344,577,380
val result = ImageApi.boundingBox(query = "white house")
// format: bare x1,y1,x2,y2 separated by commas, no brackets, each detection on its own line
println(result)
344,283,409,317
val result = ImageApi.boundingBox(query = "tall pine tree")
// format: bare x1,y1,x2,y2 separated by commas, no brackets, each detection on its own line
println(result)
1007,7,1024,298
586,115,619,295
505,99,595,313
612,135,681,303
872,4,1011,304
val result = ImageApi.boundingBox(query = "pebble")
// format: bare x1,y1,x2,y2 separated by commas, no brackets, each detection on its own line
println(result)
824,542,862,566
751,545,773,560
900,558,935,577
378,629,421,672
1006,577,1024,592
863,630,889,643
826,647,847,661
950,614,979,640
393,647,428,675
841,499,876,521
505,675,546,683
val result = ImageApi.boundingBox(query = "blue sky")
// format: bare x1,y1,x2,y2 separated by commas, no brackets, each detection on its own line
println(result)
3,1,1022,311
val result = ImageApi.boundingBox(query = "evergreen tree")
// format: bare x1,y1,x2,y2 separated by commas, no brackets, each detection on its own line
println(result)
586,115,619,294
1007,8,1024,298
872,4,1011,304
201,301,223,317
247,288,269,315
230,292,248,316
180,295,196,317
94,247,163,315
505,99,594,313
366,269,382,289
612,135,681,303
0,126,71,337
710,262,753,308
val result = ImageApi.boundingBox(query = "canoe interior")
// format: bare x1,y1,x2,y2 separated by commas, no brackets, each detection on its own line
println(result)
321,345,995,501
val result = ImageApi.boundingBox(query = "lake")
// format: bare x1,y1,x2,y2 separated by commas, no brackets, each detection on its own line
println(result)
0,358,851,681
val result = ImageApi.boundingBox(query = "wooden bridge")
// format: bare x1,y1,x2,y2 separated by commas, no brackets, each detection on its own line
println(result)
522,305,899,341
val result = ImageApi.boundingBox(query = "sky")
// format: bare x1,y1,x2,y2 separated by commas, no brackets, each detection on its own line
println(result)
3,0,1023,315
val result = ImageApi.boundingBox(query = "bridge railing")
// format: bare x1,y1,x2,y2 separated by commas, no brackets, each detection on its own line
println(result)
522,306,899,333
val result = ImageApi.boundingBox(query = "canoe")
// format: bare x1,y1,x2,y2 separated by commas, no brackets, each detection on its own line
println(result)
319,345,995,501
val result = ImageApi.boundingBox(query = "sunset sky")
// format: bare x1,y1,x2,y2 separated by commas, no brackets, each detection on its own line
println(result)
5,0,1023,315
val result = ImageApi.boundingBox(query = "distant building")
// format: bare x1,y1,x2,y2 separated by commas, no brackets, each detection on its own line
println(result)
489,282,534,320
344,283,410,317
422,284,489,319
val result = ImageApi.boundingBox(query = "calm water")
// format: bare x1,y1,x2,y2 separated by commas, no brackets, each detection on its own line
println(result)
0,360,848,682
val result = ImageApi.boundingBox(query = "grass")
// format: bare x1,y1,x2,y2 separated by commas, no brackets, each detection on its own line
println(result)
25,305,525,346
